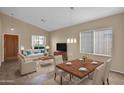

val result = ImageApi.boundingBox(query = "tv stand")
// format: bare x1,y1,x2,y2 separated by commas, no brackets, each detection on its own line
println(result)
54,51,67,61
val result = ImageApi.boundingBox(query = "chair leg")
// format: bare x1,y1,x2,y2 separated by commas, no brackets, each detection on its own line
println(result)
72,75,73,78
107,78,109,85
70,74,72,81
54,73,56,80
60,76,62,85
103,81,105,85
88,74,93,80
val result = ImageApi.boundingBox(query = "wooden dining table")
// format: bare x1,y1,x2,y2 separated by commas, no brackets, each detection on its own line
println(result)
56,59,104,85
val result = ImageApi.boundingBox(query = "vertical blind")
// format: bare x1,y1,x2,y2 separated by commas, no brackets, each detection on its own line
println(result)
80,31,94,53
80,29,112,56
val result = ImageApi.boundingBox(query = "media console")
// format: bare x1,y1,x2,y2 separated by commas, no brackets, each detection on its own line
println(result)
54,51,67,61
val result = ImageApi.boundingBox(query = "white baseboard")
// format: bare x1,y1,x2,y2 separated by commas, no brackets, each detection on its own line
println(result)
110,69,124,74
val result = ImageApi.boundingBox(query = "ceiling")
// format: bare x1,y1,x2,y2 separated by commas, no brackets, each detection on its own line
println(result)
0,7,124,31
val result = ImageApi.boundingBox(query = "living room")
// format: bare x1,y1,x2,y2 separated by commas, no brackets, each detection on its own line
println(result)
0,7,124,85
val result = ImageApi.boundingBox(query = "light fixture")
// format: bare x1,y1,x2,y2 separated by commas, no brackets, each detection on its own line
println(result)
10,28,14,31
20,46,24,54
70,38,73,43
45,45,50,56
21,46,24,50
67,38,70,43
69,7,75,25
45,45,50,49
67,38,77,44
41,18,46,23
10,13,15,31
66,8,76,44
74,38,77,43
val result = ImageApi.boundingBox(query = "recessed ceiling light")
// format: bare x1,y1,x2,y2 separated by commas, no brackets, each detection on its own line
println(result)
10,28,14,31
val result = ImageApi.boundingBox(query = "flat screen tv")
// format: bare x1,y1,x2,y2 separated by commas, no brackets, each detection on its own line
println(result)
56,43,67,52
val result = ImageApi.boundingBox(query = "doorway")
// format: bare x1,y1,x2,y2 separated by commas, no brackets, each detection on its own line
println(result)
4,34,19,61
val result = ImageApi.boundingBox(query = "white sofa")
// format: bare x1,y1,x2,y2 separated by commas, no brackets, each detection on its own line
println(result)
18,53,44,75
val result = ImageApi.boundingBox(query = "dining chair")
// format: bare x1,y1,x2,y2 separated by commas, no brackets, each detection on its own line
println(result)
92,64,104,85
53,55,68,84
102,58,112,85
71,64,104,85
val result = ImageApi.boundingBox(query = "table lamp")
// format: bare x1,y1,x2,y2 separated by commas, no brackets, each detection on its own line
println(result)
21,46,24,54
45,45,50,55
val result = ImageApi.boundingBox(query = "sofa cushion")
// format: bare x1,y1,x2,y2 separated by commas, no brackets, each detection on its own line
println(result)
23,49,33,56
33,49,41,54
26,50,32,55
27,53,44,57
23,51,28,56
41,49,45,53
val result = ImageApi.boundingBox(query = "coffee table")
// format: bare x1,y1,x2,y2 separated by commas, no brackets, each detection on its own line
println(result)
34,55,54,66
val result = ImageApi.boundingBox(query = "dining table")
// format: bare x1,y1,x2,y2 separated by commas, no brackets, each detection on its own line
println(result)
56,58,104,85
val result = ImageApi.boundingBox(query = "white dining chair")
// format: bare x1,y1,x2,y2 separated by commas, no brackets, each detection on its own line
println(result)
92,64,104,85
53,55,68,84
102,58,112,85
71,64,104,85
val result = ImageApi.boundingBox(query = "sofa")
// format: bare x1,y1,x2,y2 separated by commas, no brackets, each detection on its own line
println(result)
18,49,45,75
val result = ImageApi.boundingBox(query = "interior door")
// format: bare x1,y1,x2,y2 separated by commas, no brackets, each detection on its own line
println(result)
4,34,19,61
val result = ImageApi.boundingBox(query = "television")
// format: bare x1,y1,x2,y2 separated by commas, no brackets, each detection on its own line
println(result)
56,43,67,52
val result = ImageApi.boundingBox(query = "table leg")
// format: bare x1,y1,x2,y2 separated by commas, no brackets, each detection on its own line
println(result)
107,78,109,85
70,74,72,81
54,73,56,80
60,76,62,85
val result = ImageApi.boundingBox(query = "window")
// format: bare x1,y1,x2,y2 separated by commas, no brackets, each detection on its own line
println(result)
80,28,112,56
32,35,46,49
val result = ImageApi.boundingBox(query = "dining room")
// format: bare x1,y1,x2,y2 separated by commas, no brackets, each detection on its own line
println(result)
42,55,112,85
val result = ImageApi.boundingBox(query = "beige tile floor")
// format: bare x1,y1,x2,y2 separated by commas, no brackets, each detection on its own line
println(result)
0,60,124,85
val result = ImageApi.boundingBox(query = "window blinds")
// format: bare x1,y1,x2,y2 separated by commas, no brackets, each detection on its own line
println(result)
80,29,112,56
